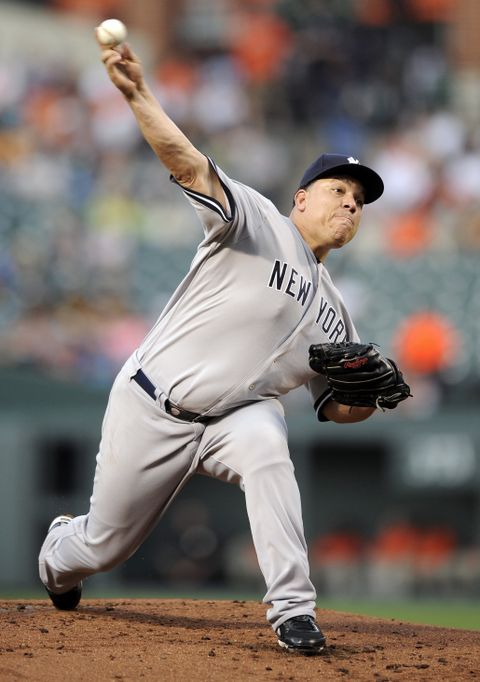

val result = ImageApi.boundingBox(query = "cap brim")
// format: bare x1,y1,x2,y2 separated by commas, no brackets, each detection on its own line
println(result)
304,163,384,204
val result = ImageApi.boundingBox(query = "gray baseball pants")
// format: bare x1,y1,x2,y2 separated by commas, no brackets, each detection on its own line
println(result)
38,358,316,630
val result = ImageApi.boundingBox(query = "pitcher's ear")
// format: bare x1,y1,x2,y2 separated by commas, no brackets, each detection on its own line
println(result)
293,187,307,209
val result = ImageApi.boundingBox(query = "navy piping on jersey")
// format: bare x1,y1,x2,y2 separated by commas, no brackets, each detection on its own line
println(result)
169,160,236,224
180,184,234,223
314,388,333,422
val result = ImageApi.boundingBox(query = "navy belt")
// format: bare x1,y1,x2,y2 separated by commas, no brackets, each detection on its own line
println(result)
132,369,208,423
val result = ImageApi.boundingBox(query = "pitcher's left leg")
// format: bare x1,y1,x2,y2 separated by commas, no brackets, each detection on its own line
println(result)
196,400,317,632
39,366,204,599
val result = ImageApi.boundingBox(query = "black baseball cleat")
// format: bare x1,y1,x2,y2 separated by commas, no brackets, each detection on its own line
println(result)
276,615,326,654
44,515,83,611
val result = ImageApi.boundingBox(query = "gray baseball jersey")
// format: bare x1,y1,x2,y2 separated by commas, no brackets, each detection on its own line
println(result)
39,159,361,632
135,159,359,417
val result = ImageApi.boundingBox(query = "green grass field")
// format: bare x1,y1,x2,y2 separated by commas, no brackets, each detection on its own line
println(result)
317,598,480,631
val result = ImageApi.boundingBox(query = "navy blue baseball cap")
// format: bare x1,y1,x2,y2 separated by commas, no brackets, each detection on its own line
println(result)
298,153,384,204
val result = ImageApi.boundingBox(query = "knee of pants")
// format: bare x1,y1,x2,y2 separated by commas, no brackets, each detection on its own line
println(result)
84,528,138,574
88,552,121,574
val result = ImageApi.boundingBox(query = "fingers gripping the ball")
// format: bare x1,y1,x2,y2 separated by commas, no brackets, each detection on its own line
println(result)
98,42,144,100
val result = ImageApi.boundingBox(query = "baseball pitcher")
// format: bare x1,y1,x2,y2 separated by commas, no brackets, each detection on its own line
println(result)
38,37,411,654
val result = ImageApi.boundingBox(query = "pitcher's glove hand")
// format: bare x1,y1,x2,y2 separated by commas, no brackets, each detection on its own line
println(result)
309,342,412,410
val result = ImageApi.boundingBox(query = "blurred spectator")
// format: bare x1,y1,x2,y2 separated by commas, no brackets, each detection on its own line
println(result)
79,64,141,151
386,205,435,257
212,124,289,201
441,147,480,205
310,527,364,598
414,109,466,162
52,0,122,18
370,133,435,214
153,52,199,129
190,56,250,134
394,311,461,375
391,310,462,416
413,524,457,595
309,518,472,599
364,520,420,597
229,5,294,85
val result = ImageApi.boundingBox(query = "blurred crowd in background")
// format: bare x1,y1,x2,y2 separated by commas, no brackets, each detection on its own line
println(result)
1,0,480,406
124,494,480,599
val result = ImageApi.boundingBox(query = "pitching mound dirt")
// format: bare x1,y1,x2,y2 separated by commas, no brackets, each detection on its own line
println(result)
1,598,479,681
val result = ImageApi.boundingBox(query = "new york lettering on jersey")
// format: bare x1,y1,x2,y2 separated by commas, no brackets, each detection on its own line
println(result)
267,259,313,307
267,259,347,343
315,296,347,342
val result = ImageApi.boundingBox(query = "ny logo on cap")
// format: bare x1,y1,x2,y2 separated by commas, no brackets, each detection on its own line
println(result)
347,157,360,164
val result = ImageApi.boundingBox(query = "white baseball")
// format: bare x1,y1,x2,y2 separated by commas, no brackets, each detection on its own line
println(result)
96,19,127,47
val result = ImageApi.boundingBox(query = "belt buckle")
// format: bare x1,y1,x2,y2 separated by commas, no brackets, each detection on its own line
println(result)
168,404,182,418
165,398,192,421
165,398,206,423
165,399,178,417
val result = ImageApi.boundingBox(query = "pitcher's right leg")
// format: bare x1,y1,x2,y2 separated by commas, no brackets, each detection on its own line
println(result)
196,400,319,640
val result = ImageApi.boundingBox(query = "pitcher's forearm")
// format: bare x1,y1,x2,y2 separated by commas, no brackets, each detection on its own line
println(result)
129,85,206,187
322,401,375,423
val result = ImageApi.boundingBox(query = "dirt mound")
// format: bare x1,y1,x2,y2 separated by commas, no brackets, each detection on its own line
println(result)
1,598,479,681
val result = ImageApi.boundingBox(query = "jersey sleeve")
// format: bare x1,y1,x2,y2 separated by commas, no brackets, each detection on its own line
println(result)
171,157,270,244
307,375,334,422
